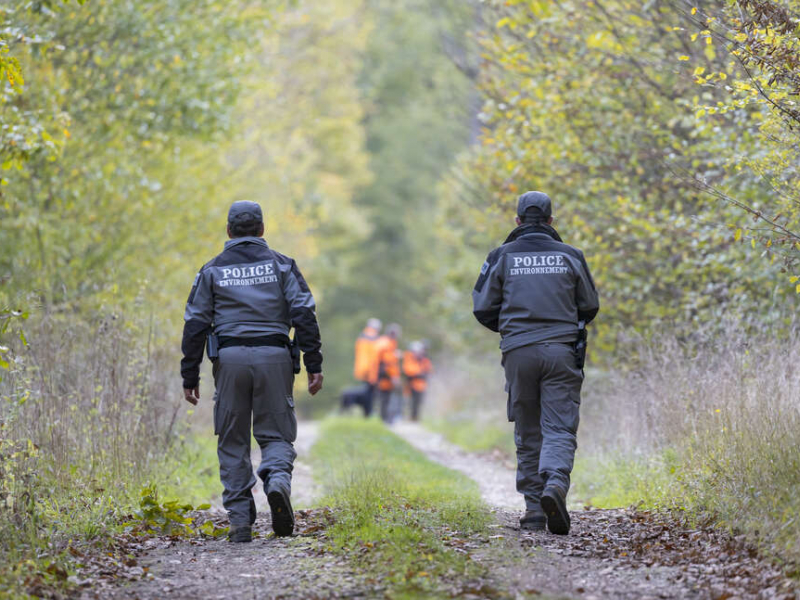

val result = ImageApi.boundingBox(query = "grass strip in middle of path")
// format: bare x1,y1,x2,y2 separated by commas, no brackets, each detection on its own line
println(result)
310,418,494,598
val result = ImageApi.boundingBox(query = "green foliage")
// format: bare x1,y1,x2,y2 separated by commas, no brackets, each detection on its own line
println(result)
127,484,218,537
316,0,476,401
436,0,799,356
311,418,490,597
686,1,800,272
1,0,274,311
0,307,28,374
426,418,515,457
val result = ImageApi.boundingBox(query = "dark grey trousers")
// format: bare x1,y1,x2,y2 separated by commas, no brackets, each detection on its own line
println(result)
378,389,392,422
410,390,423,422
212,345,297,526
504,343,582,511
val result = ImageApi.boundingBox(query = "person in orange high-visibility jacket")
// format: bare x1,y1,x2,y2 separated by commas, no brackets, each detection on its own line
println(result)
376,323,402,422
402,341,433,421
352,318,382,416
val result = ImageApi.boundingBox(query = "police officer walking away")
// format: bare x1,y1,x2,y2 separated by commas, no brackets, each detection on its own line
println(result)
181,201,324,542
472,191,599,535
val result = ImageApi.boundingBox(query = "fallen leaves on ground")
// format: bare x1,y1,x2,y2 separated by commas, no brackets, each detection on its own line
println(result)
514,508,797,600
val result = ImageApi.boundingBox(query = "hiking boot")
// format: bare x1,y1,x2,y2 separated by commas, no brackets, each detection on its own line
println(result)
541,486,570,535
267,487,294,537
520,508,546,531
228,525,252,543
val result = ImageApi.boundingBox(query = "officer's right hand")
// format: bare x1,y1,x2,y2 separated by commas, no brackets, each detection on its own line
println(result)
308,372,323,396
183,387,200,405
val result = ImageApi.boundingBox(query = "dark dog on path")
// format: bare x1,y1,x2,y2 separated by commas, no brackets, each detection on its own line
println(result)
340,384,374,417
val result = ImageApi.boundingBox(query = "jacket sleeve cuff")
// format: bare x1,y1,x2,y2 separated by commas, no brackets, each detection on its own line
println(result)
303,351,323,373
183,377,200,389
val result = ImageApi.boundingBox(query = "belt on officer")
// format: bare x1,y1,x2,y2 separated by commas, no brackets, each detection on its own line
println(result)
218,334,290,350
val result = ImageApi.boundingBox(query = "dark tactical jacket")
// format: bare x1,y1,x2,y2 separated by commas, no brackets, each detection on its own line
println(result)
472,225,599,353
181,236,322,388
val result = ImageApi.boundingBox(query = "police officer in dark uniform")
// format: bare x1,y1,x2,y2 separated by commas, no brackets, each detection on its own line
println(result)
472,191,599,535
181,201,324,542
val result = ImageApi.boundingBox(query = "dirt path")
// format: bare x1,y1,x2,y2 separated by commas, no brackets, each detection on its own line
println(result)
94,422,369,600
92,420,797,600
392,422,798,600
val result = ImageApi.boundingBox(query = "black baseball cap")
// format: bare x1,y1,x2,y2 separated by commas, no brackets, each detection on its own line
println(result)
517,191,552,218
228,200,263,225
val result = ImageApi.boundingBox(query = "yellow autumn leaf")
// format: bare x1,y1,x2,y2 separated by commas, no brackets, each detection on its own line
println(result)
679,55,690,61
691,7,697,14
790,276,799,283
734,228,742,241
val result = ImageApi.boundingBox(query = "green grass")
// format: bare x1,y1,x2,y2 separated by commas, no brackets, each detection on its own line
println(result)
160,432,220,505
311,418,491,599
425,417,516,456
570,450,681,509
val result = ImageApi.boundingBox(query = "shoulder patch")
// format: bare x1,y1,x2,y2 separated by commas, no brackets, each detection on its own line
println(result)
480,261,490,275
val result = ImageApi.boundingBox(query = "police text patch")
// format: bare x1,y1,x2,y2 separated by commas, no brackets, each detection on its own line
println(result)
216,261,278,287
508,254,568,276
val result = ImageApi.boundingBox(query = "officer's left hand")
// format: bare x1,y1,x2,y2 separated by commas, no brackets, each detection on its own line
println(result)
308,372,323,396
183,387,200,405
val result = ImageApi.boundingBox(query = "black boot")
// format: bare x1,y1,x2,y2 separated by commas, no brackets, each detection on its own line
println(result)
267,486,294,537
228,525,252,543
520,508,546,531
541,486,570,535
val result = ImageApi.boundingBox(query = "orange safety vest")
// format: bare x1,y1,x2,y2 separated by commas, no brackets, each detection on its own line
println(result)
402,351,432,393
354,326,381,385
375,336,400,391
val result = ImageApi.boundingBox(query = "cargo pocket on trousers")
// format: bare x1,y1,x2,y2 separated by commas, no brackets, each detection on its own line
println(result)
282,395,297,443
506,383,514,423
213,399,221,435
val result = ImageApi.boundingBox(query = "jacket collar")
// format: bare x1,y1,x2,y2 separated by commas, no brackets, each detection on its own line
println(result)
503,223,563,244
224,236,269,250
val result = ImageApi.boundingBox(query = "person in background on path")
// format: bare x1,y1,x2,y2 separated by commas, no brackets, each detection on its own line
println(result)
375,323,402,423
180,201,324,543
402,341,433,422
352,318,382,416
472,191,599,535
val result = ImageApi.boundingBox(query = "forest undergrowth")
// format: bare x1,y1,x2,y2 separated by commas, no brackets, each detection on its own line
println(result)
0,313,216,598
429,332,800,574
